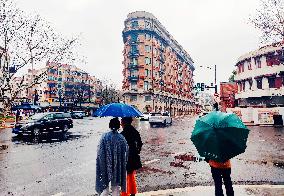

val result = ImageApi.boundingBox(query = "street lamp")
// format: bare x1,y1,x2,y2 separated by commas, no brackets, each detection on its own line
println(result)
197,65,218,93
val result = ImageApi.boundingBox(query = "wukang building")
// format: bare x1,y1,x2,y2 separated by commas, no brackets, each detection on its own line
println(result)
122,11,195,116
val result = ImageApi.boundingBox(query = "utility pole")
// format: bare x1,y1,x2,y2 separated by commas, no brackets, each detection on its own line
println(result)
214,64,217,85
214,65,217,94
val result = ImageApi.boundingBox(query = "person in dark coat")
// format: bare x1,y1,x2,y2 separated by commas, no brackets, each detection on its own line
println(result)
120,117,143,196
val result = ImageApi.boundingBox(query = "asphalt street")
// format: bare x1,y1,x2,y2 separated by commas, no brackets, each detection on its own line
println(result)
0,116,283,195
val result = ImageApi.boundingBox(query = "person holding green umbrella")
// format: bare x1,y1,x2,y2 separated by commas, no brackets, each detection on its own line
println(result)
205,150,234,196
191,111,250,196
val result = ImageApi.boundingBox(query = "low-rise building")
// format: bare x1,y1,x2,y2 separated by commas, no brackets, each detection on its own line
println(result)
219,82,238,111
234,41,284,107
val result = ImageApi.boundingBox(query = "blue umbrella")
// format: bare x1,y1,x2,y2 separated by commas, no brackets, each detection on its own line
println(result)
94,103,143,117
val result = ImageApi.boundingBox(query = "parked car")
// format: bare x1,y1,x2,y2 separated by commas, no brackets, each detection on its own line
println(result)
12,112,73,137
70,111,85,119
149,112,172,127
140,113,150,121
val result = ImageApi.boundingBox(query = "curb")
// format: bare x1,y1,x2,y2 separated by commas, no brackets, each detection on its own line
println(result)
137,185,284,196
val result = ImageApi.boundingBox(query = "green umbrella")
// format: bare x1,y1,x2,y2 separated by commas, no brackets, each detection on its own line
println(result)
191,111,250,162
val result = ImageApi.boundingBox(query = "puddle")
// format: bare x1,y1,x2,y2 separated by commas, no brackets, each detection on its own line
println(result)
11,133,84,144
273,161,284,168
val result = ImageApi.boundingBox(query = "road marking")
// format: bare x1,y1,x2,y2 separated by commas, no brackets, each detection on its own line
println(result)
51,192,65,196
144,159,160,165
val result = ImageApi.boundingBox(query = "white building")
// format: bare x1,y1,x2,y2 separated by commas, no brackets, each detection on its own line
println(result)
234,41,284,107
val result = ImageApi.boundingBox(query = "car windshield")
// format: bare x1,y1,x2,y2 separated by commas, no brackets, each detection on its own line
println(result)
28,113,47,120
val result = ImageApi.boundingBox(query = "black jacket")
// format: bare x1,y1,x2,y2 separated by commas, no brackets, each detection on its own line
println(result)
121,124,143,172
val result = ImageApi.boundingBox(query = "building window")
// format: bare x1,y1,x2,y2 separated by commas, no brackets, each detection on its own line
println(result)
130,70,138,77
145,45,151,52
145,69,149,77
247,62,252,70
145,95,151,101
130,82,137,90
255,57,261,68
145,57,151,65
131,45,138,53
256,78,262,89
154,60,159,68
154,48,158,56
144,81,149,90
274,77,282,88
249,80,252,90
131,34,138,42
145,21,151,29
130,95,137,101
268,77,275,88
145,33,151,40
131,21,139,28
131,58,138,65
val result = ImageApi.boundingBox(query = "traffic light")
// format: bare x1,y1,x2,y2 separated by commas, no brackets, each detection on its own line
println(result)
201,83,205,91
195,83,205,91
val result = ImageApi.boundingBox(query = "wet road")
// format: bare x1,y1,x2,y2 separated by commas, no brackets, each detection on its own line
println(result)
0,116,283,195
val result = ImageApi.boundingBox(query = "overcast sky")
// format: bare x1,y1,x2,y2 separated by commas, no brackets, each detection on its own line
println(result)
18,0,262,89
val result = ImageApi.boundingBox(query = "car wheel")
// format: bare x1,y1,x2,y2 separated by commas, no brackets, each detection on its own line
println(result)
33,128,40,137
149,123,154,127
163,120,167,127
63,125,68,133
17,133,23,138
32,128,41,142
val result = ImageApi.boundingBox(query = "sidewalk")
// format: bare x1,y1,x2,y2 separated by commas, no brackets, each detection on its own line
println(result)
137,185,284,196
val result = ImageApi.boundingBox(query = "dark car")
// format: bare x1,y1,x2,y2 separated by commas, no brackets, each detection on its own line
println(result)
70,111,85,119
12,112,73,137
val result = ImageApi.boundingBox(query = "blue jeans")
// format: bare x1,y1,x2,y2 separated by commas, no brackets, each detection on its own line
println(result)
211,167,234,196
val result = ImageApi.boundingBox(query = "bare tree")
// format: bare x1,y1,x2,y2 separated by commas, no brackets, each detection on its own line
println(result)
99,79,121,105
249,0,284,44
0,0,81,114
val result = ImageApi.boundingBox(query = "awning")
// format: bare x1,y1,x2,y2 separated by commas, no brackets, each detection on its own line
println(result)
254,75,264,79
264,73,276,77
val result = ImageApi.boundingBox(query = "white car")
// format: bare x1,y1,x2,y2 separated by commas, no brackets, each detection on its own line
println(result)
140,113,150,121
149,112,172,127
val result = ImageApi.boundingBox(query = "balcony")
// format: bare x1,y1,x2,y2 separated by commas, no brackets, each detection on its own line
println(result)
235,87,284,99
235,65,283,81
128,63,139,70
128,51,140,57
128,75,139,81
159,55,165,63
